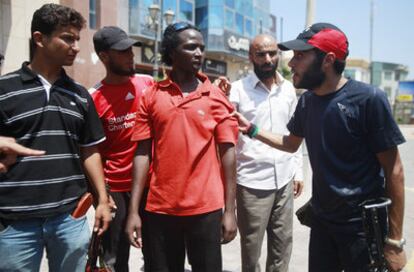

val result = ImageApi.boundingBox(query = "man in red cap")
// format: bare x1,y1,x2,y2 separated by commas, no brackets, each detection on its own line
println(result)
233,23,406,272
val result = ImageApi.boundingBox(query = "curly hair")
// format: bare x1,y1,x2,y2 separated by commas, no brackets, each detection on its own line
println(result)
161,22,200,66
30,4,85,55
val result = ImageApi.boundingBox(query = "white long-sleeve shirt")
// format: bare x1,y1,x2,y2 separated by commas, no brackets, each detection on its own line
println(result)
230,72,303,190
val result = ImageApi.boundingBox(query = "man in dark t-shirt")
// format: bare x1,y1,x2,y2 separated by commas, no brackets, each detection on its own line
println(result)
233,23,406,272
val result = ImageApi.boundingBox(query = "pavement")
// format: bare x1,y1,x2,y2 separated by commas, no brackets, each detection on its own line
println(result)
40,125,414,271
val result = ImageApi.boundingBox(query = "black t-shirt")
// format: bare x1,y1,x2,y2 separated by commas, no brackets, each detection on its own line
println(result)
288,79,405,227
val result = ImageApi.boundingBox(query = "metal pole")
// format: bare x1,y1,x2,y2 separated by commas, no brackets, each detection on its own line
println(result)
279,17,284,69
370,0,374,84
153,0,163,79
305,0,315,27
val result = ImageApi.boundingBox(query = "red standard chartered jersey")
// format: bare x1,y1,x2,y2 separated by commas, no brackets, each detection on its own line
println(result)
131,73,238,215
89,74,154,192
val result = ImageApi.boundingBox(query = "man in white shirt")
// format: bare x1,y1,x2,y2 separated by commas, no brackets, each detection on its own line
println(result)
229,34,303,272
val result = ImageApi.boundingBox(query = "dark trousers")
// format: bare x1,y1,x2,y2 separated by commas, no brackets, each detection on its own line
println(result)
309,217,370,272
146,209,223,272
102,190,150,272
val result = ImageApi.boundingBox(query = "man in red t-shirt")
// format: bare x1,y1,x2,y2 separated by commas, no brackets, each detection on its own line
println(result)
89,26,154,272
125,22,238,271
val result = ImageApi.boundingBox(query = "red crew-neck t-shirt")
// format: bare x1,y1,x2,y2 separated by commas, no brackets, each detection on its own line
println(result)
90,74,154,192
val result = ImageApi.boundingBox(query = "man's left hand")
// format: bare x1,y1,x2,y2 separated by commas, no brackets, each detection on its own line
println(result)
213,76,231,96
221,210,237,244
293,180,304,198
384,244,406,272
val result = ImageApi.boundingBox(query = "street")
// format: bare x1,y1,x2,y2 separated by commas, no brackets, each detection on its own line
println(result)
40,126,414,271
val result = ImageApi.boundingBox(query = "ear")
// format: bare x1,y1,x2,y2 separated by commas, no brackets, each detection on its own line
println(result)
98,51,109,63
32,31,45,49
248,51,254,62
324,52,336,66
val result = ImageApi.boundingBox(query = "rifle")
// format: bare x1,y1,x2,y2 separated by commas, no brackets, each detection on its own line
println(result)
361,197,391,272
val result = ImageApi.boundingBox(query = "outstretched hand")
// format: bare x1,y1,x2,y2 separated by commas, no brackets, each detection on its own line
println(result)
0,136,45,173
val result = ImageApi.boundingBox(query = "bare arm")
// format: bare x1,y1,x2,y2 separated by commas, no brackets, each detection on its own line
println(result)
125,139,152,248
232,111,303,153
80,145,111,235
218,142,237,244
376,147,406,271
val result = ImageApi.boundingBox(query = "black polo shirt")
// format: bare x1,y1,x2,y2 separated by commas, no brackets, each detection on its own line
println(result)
288,79,405,228
0,62,105,220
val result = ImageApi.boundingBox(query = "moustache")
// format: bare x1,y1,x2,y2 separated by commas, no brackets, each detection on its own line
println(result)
261,64,276,69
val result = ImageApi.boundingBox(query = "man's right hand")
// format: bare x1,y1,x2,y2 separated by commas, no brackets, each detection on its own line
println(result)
125,212,143,248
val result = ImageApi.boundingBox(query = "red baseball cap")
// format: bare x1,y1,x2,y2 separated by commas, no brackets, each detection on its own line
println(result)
278,23,349,61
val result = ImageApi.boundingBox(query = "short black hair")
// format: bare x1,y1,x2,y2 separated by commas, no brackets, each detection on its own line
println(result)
313,48,346,75
161,22,200,66
30,4,85,54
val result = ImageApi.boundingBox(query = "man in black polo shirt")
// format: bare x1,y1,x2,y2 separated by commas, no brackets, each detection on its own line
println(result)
0,4,111,272
233,23,406,271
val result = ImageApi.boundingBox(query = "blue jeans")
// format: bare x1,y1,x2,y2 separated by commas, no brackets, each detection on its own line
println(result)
0,212,90,272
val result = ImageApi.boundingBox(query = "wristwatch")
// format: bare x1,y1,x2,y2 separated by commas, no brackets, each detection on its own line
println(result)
384,236,406,249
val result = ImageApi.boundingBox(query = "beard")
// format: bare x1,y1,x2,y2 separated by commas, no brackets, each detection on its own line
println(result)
253,61,278,81
294,56,325,90
108,59,135,76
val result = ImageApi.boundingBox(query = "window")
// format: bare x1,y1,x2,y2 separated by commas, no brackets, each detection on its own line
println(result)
384,71,393,80
196,6,208,29
89,0,97,29
395,72,400,81
235,13,243,35
209,6,224,28
179,0,193,22
245,18,252,37
225,9,234,30
384,87,392,98
129,0,139,34
225,0,235,9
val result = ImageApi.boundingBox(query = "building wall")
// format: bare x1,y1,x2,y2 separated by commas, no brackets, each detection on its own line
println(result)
372,61,409,104
0,0,59,74
61,0,120,88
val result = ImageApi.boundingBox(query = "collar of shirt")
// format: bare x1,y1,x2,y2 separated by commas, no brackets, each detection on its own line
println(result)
248,71,285,93
20,62,71,84
20,62,72,102
158,71,211,94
